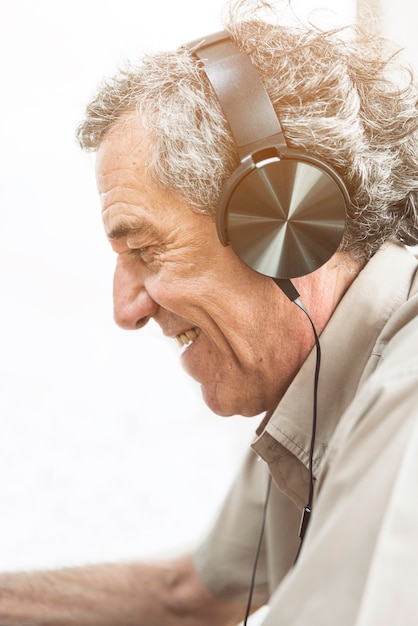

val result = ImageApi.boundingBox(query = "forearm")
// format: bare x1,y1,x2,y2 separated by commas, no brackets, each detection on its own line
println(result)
0,560,167,625
0,556,243,626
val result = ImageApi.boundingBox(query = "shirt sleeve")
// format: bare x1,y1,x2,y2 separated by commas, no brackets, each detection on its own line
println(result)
191,448,301,606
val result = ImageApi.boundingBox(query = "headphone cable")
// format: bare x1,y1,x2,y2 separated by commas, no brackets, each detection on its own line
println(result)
242,279,321,623
292,296,321,563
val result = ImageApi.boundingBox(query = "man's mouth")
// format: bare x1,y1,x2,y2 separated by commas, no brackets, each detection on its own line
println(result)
175,327,201,348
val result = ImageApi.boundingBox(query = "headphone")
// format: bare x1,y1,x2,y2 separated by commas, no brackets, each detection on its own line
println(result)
187,31,349,280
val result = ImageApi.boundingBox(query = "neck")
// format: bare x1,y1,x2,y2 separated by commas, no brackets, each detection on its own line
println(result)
294,252,364,336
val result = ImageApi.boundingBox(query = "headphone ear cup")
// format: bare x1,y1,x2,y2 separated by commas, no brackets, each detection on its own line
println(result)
217,155,348,279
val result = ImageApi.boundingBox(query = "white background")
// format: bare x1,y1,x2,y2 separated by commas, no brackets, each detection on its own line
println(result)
0,0,413,622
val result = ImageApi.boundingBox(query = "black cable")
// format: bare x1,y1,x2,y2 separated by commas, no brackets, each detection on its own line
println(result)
242,279,322,621
292,297,321,563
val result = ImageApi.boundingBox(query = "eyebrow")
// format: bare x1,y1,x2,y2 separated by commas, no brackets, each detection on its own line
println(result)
106,219,159,241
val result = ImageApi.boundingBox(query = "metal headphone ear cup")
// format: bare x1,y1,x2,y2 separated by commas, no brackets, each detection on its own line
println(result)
217,157,347,279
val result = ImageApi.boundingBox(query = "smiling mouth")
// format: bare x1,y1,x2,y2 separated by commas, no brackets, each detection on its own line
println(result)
175,327,201,348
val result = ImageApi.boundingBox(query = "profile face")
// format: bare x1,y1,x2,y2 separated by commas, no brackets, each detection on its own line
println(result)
96,117,310,417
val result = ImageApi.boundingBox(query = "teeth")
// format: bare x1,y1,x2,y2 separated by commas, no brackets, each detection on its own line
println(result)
175,327,201,347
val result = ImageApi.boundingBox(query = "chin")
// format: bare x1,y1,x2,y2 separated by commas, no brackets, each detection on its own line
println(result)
201,388,231,417
201,385,264,418
200,385,234,417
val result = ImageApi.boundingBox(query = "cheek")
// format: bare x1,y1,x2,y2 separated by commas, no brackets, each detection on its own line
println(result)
149,252,217,293
145,270,208,310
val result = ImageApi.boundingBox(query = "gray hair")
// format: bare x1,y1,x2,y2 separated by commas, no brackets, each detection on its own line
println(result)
77,0,418,261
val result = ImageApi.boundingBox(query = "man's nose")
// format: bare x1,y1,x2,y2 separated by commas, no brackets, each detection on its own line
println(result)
113,259,158,330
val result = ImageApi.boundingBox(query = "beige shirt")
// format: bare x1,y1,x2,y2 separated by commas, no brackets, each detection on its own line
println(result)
193,242,418,624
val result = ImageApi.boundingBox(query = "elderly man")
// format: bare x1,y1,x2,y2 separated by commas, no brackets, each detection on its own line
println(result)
1,0,418,624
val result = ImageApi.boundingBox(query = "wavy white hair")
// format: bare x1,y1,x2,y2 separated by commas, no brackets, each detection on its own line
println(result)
77,0,418,261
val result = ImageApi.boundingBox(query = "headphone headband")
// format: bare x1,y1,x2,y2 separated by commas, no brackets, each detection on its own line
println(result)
189,31,285,158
